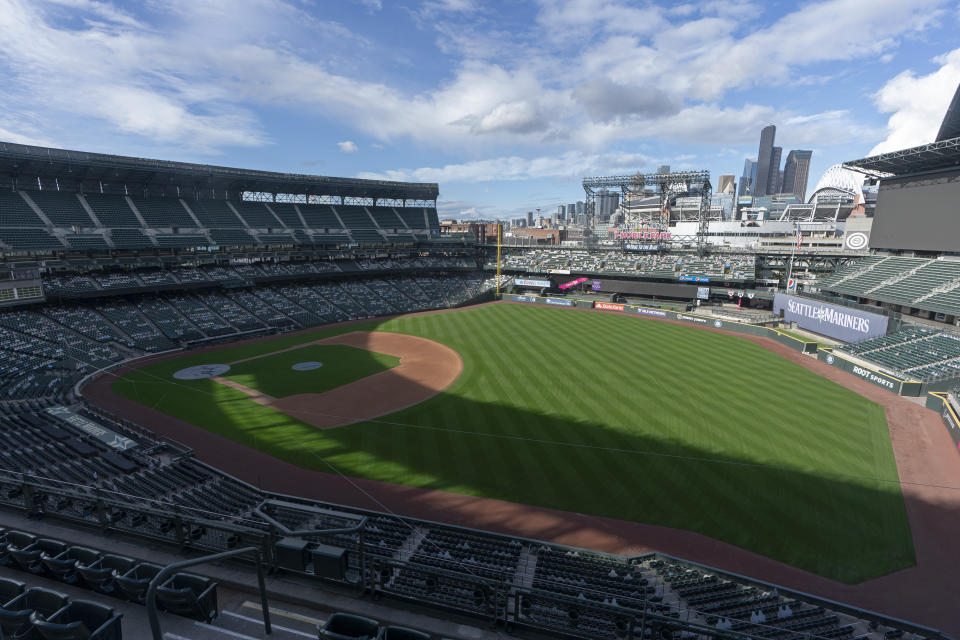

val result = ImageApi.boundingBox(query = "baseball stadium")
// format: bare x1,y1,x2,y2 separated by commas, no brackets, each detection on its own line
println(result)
1,78,960,640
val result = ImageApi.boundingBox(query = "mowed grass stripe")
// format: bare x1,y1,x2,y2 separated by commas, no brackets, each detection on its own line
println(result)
114,303,913,583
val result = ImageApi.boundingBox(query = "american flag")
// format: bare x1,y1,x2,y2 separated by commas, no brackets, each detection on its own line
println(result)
796,229,804,250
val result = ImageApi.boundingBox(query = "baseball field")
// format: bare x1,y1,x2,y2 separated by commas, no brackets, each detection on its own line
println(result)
110,302,914,583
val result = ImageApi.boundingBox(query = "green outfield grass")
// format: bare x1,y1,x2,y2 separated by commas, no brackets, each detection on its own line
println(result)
112,303,914,582
224,344,399,398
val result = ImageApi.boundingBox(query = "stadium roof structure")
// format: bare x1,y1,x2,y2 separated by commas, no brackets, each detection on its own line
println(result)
842,136,960,177
936,83,960,142
0,141,438,201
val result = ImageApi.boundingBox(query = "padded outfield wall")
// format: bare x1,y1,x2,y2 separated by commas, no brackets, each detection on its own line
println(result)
504,294,817,353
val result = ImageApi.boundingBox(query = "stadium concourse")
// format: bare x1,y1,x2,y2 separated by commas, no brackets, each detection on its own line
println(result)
0,142,958,640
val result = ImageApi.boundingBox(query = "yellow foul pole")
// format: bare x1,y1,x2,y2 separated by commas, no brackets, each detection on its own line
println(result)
495,221,502,297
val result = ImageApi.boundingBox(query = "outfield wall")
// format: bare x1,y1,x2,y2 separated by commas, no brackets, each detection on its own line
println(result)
503,295,817,354
925,392,960,454
817,349,921,396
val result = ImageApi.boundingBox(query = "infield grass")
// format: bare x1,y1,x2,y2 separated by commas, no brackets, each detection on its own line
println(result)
112,303,914,582
224,344,399,398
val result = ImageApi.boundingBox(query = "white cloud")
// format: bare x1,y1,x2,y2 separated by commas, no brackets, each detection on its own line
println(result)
337,140,359,153
357,150,653,183
869,48,960,154
0,0,948,163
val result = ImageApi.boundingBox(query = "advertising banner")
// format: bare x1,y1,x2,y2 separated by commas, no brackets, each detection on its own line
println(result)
591,280,602,291
595,302,625,311
818,350,902,393
547,269,571,275
507,294,537,303
559,277,589,290
544,297,574,307
679,275,710,283
696,287,710,300
774,293,888,342
514,278,551,288
623,243,661,251
636,307,668,318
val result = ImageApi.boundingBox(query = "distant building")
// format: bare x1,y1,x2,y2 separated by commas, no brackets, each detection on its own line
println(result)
657,164,671,174
738,158,757,197
782,150,813,201
754,125,776,197
768,146,782,194
717,175,736,194
526,211,534,227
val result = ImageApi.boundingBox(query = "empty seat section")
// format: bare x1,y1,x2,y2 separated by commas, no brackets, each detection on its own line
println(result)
257,233,297,245
350,229,385,244
209,229,257,246
154,234,209,248
425,207,440,229
299,204,341,229
84,194,142,227
63,235,110,250
187,199,244,228
395,208,426,229
0,191,45,226
130,197,195,227
231,201,281,228
368,207,402,229
110,229,154,249
27,191,96,227
336,206,375,229
267,203,304,228
0,229,64,249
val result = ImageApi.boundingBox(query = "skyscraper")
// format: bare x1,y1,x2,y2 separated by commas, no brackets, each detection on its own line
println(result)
754,125,776,197
782,150,813,201
657,165,670,174
768,146,782,194
739,158,757,197
526,211,534,227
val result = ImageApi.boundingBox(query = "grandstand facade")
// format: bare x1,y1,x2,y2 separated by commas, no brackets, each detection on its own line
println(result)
0,141,441,255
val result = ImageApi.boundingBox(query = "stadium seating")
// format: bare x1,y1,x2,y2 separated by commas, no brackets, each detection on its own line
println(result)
266,202,305,228
83,194,141,228
500,249,756,280
185,199,243,228
108,229,153,250
843,327,960,380
0,191,46,227
28,191,96,228
128,197,194,228
230,201,281,228
818,256,960,317
298,204,342,230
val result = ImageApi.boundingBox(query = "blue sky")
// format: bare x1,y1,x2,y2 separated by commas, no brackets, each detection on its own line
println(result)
1,0,958,220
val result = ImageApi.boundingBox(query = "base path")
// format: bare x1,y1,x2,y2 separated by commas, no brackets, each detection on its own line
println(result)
215,331,463,429
83,303,960,636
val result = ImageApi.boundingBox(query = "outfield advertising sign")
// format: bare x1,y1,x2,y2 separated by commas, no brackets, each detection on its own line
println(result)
636,307,668,318
774,293,888,342
544,297,574,307
508,294,537,303
595,302,625,311
679,275,710,283
818,349,903,393
676,313,710,325
514,278,550,288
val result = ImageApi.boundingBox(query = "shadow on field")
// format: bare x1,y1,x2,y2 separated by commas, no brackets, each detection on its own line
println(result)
93,307,960,635
132,324,922,585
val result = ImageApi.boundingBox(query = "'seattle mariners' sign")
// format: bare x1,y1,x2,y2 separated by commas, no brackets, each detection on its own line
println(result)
773,293,889,342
